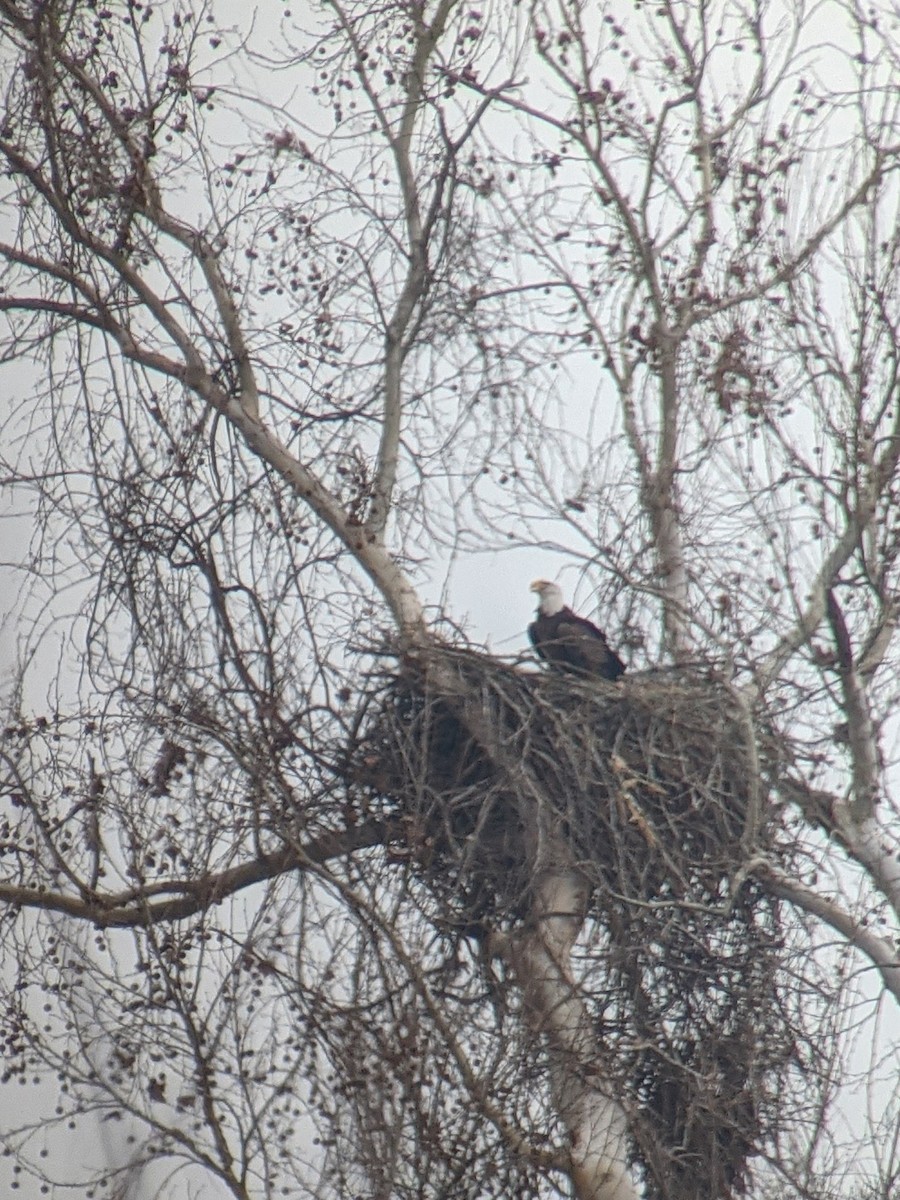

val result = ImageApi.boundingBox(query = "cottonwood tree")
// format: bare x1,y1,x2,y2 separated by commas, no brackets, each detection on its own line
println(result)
1,1,900,1198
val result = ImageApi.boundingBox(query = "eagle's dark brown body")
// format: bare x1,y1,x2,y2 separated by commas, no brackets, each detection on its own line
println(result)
528,578,628,681
528,599,625,681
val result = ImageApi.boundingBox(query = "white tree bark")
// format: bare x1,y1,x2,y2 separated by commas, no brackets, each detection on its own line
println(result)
504,861,639,1200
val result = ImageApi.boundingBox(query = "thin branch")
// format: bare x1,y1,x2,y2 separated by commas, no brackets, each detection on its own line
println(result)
364,0,458,538
0,819,394,928
759,861,900,1007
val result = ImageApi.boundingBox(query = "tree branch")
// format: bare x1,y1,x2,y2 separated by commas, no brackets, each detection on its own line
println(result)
759,860,900,1007
0,819,393,928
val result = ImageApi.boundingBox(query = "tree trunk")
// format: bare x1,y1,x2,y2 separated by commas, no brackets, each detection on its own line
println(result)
506,858,638,1200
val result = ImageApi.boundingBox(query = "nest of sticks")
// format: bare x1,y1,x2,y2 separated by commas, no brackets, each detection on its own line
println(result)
345,646,794,1200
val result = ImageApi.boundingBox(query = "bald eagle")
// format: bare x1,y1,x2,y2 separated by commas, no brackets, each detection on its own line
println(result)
528,579,625,681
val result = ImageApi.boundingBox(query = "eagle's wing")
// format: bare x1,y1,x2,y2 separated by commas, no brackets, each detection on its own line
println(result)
557,615,625,680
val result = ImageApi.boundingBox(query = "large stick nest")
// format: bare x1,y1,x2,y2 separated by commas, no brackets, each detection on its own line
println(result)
344,646,796,1200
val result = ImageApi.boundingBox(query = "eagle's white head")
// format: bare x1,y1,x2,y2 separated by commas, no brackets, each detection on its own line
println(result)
530,579,565,616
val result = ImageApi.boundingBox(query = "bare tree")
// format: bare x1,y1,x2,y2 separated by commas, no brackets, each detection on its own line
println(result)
2,2,900,1199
